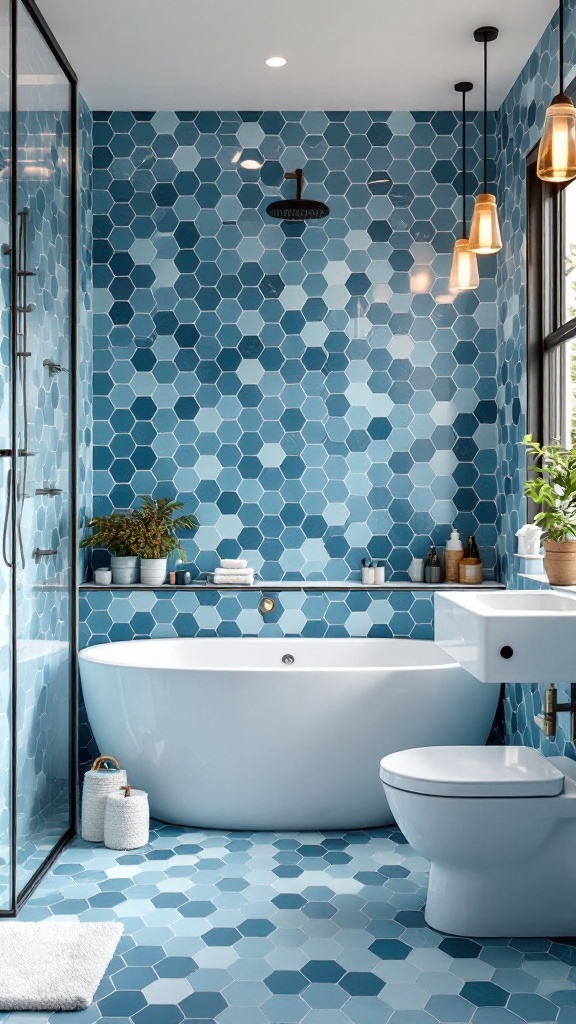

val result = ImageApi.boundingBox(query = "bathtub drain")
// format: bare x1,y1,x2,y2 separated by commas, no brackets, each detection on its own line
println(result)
282,654,295,665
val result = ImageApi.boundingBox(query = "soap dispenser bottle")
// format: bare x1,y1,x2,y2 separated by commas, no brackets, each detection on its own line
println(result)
424,545,442,584
444,528,464,582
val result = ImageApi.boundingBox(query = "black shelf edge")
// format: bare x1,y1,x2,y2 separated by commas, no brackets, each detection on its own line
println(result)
79,580,506,593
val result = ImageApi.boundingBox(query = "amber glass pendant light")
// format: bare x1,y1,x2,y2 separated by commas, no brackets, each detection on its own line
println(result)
450,82,479,291
537,0,576,182
469,27,502,254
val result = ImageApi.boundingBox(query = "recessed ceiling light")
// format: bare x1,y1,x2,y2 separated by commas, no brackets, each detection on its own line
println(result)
265,56,286,67
240,159,262,170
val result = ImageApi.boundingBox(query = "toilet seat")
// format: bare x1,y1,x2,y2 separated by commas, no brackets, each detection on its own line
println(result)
379,745,565,797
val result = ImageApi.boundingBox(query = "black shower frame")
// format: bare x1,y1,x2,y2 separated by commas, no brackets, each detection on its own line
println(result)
3,0,78,916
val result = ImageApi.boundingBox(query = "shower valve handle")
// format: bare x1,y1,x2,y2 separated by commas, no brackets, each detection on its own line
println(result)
284,168,304,200
33,548,57,562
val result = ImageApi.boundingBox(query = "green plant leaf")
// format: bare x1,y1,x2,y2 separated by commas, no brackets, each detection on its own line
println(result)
80,496,199,559
522,436,576,539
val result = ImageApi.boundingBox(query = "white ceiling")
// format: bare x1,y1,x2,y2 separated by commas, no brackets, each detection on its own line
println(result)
37,0,556,111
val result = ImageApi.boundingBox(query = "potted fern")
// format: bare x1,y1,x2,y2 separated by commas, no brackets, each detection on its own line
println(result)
523,436,576,584
133,497,199,585
80,511,142,584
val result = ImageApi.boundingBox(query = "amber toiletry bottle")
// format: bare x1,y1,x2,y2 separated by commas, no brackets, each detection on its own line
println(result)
460,534,482,584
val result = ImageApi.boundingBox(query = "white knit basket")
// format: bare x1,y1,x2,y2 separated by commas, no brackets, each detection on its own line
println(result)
104,786,150,850
81,756,127,842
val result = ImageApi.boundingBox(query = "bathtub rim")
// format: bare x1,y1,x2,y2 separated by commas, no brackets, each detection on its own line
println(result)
78,636,465,673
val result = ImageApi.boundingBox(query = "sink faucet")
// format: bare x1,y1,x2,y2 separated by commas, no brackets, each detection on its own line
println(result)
534,684,576,742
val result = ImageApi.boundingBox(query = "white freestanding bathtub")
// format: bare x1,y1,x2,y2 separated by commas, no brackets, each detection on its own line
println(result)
79,637,499,830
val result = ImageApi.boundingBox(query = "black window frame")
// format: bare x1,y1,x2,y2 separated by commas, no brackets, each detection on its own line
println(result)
527,78,576,445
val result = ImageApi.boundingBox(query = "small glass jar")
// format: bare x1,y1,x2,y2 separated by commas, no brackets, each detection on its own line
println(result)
408,558,424,583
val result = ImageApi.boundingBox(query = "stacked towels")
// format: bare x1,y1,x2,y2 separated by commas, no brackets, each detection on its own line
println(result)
213,559,254,585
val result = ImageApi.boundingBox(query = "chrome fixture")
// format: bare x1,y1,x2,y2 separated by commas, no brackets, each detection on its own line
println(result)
538,0,576,182
281,653,295,665
35,485,63,497
258,596,275,614
534,683,576,742
33,547,57,562
469,28,502,254
43,359,68,376
449,82,479,291
266,169,329,221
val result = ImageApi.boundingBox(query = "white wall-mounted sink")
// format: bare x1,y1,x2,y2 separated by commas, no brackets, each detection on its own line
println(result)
434,589,576,683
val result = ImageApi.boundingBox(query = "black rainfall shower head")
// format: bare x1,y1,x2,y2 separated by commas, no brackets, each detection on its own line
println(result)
266,168,329,221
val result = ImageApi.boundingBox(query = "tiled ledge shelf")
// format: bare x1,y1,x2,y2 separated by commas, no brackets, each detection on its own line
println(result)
519,572,576,593
80,580,505,593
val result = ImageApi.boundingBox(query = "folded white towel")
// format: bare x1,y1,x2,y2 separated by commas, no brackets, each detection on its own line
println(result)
215,566,252,575
213,571,254,585
213,569,253,579
220,559,248,569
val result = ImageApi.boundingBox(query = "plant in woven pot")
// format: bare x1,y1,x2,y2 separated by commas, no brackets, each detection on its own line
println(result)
523,436,576,585
80,510,142,584
132,496,199,585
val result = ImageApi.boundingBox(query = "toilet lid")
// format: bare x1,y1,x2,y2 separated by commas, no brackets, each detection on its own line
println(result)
379,746,565,797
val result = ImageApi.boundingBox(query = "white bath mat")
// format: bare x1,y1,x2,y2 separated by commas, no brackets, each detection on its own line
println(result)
0,920,123,1011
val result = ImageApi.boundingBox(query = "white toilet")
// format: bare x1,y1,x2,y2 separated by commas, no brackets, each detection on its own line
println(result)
380,745,576,937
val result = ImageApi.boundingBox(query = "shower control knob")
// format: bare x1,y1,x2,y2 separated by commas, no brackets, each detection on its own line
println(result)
282,654,295,665
33,548,57,562
500,645,514,660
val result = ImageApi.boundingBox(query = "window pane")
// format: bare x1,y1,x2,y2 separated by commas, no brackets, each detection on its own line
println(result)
545,341,576,446
570,340,576,446
564,177,576,323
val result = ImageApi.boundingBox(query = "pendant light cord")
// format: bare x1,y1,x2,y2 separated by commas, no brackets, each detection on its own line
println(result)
559,0,564,94
462,90,467,237
483,37,488,192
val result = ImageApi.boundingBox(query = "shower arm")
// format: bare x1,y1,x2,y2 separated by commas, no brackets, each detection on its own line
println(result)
285,169,304,200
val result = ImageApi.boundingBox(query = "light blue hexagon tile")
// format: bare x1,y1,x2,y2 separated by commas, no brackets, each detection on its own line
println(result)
89,107,500,584
4,821,576,1024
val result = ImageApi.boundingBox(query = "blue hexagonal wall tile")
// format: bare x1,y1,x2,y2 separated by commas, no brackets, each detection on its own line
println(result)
87,107,500,587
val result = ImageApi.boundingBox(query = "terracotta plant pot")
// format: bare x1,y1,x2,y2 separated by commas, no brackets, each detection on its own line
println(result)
543,539,576,586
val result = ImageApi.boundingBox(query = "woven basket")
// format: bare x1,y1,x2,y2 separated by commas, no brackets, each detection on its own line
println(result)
458,558,483,585
544,540,576,586
81,756,127,842
104,785,150,850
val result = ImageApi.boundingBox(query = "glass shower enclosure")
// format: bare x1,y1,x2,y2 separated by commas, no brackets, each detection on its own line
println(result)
0,0,77,914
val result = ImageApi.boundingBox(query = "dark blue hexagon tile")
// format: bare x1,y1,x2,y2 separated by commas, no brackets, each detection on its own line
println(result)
89,107,500,586
496,4,576,763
